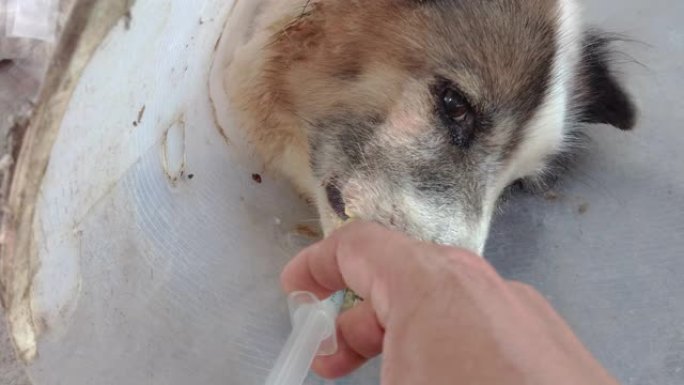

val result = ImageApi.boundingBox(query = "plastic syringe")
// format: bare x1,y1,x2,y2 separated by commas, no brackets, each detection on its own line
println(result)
264,291,345,385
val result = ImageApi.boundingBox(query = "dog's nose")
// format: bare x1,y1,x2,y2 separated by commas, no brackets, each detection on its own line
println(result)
325,182,349,220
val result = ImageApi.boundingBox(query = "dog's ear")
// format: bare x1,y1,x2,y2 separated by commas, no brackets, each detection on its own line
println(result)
574,32,637,130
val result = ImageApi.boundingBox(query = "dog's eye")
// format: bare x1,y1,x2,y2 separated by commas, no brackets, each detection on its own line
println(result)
442,88,470,122
438,86,476,148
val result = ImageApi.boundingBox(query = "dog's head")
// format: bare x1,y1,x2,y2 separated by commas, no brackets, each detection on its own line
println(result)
269,0,636,252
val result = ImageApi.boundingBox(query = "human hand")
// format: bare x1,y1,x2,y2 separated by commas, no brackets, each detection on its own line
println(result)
281,221,618,385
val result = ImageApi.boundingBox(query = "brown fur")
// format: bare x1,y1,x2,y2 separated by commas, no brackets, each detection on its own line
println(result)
224,0,635,250
227,0,558,185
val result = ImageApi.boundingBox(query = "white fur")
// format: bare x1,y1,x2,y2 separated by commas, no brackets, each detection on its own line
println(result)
479,0,584,252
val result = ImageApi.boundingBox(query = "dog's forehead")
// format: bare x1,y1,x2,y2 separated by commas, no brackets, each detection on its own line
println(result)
416,0,560,43
414,0,561,111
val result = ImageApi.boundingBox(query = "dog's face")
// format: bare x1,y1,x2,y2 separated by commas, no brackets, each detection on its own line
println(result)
268,0,635,252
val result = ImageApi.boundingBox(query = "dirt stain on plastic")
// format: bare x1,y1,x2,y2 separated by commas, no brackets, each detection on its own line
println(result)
161,114,187,185
294,224,321,239
137,105,146,124
578,203,590,215
132,105,145,127
544,191,561,201
123,0,135,30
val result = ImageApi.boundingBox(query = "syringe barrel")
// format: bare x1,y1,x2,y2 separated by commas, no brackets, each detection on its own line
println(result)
264,294,338,385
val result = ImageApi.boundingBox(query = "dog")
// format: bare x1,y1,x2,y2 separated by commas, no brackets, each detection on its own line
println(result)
224,0,636,254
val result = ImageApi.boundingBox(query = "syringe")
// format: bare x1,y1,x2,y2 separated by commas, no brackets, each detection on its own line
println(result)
264,291,345,385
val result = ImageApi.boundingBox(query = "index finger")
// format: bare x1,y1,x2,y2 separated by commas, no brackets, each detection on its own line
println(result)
280,221,407,301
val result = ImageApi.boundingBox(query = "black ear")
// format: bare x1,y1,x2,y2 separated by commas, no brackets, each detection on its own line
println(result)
575,32,637,130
